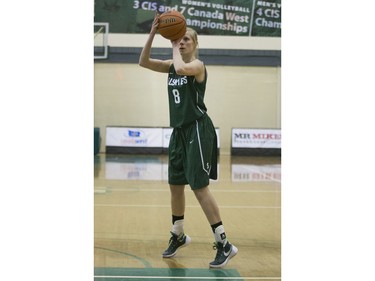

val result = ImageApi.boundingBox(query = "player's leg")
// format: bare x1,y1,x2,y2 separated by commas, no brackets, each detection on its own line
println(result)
162,184,191,258
163,129,191,258
170,184,185,218
169,184,186,238
193,186,220,225
193,186,238,267
186,115,237,267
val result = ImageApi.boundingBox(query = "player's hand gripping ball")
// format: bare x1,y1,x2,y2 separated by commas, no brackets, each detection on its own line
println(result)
157,10,187,41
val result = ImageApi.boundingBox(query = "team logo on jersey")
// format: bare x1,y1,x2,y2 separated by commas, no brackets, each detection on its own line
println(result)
168,76,188,86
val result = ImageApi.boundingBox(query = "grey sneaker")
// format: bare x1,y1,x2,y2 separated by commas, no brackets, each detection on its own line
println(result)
209,241,238,268
162,232,191,258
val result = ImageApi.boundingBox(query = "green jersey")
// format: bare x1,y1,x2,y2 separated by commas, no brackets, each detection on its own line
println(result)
167,64,207,128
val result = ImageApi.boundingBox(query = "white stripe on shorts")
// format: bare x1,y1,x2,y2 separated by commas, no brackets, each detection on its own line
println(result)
195,119,211,176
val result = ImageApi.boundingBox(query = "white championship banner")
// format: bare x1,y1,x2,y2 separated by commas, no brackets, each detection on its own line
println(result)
232,128,281,148
106,127,163,147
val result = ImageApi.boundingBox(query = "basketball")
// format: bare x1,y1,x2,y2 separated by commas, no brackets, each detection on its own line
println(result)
157,10,186,41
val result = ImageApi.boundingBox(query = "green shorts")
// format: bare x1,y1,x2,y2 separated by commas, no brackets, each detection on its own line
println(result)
168,114,218,189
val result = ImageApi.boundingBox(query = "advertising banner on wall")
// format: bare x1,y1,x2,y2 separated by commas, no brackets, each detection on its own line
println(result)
106,127,163,147
232,128,281,148
94,0,281,37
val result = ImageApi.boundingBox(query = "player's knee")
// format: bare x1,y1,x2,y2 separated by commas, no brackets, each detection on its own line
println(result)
192,186,209,201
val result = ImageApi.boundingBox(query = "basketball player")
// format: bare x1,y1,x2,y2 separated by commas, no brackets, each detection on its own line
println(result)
139,13,237,268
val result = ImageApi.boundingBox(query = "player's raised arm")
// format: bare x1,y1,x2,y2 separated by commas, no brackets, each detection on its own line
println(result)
139,13,172,73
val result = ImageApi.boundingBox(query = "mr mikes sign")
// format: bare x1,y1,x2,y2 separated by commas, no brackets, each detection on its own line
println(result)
232,128,281,148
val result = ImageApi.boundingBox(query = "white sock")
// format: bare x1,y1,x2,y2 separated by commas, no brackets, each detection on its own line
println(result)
171,219,184,235
214,225,227,245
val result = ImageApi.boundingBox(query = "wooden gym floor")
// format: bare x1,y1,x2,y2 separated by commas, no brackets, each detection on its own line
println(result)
94,154,281,280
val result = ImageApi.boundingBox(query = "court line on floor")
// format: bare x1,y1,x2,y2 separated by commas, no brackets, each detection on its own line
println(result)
94,276,280,280
94,247,152,268
94,204,280,209
95,188,280,193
